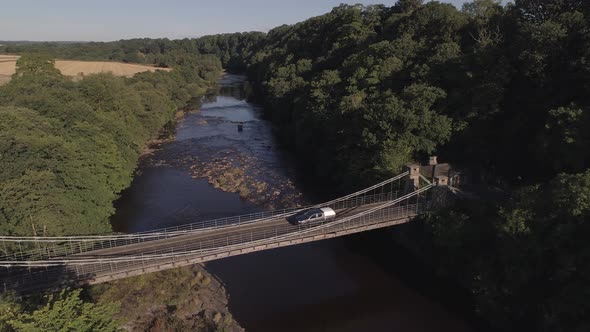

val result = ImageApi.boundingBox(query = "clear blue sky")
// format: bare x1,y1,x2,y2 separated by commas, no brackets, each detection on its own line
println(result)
1,0,481,42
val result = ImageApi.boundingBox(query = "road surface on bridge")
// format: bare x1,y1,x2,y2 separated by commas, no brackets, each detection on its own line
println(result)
72,203,382,259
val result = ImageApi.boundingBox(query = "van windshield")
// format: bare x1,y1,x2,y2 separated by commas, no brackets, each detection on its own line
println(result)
302,209,320,218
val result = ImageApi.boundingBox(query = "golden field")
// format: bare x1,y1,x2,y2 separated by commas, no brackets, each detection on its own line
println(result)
0,55,16,85
0,55,171,84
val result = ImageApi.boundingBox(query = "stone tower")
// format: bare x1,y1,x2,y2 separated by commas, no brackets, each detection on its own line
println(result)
405,162,421,191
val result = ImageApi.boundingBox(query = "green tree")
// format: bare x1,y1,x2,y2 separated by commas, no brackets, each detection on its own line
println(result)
14,54,62,78
394,0,424,13
3,289,120,332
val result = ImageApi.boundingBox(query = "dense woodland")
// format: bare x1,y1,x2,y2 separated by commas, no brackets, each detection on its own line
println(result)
0,52,222,330
0,33,265,72
1,0,589,331
238,1,588,331
237,1,590,330
0,53,221,236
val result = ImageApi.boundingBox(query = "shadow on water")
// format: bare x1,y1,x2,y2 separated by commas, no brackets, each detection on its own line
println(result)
345,227,485,331
109,74,474,332
206,233,473,332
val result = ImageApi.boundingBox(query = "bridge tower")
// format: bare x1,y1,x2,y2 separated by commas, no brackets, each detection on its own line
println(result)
405,162,421,191
406,156,454,207
427,156,453,208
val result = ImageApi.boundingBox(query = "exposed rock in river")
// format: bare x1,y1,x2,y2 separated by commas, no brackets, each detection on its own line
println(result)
90,265,243,332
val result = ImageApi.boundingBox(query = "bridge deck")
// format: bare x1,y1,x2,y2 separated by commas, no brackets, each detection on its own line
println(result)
0,171,434,294
72,204,378,259
1,202,426,293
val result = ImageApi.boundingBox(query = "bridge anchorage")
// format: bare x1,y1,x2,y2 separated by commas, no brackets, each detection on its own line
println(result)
0,159,455,294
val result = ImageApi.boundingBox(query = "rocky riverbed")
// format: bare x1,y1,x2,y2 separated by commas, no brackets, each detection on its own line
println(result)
90,265,243,332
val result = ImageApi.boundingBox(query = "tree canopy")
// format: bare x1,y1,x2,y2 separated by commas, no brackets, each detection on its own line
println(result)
0,53,221,236
0,289,120,332
1,1,590,330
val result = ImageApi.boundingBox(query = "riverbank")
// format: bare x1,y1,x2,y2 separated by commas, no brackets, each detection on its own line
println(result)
140,111,187,157
89,265,243,332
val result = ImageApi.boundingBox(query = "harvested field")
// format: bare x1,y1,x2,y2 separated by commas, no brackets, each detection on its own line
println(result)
0,59,16,84
54,60,171,77
0,56,171,84
0,61,16,75
0,55,20,63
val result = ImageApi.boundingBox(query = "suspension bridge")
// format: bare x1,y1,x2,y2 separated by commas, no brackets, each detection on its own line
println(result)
0,162,449,294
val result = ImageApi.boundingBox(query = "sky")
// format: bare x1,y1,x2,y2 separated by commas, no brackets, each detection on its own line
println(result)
1,0,480,42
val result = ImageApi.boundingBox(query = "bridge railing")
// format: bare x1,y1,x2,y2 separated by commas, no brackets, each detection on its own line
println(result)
0,190,402,262
1,195,433,293
1,171,410,241
1,183,432,270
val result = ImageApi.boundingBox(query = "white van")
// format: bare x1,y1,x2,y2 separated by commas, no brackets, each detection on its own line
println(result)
291,207,336,224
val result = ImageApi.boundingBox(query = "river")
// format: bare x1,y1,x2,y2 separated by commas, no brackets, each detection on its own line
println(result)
111,74,473,332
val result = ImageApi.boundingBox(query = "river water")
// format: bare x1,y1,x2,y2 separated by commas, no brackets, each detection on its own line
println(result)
111,75,472,332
